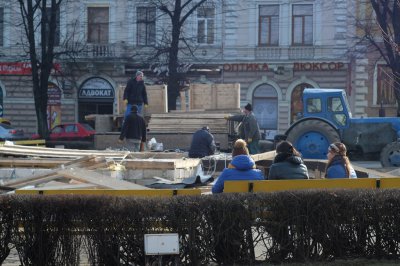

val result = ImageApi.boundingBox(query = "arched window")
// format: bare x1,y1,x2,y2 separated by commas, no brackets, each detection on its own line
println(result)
290,83,312,123
252,84,278,131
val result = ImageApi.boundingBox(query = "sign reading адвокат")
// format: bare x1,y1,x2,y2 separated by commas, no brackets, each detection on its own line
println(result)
79,77,114,99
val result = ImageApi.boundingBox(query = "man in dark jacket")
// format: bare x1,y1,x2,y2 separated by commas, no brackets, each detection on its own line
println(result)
188,126,216,158
225,103,261,154
118,105,147,152
123,70,148,117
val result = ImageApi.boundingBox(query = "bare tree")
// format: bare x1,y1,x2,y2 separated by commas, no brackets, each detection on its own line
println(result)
16,0,63,137
357,0,400,116
149,0,212,111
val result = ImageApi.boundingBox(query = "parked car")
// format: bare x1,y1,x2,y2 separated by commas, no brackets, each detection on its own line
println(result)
33,123,96,149
0,123,28,141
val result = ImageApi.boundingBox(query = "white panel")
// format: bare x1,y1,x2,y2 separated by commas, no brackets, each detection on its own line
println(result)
144,233,179,255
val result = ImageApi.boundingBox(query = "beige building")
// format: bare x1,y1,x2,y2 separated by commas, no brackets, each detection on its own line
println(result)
0,0,391,138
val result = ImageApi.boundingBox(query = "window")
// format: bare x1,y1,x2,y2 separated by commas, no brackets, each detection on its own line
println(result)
197,7,215,44
65,124,78,133
45,6,60,46
259,5,279,46
0,8,3,46
292,4,313,45
306,98,321,113
377,64,397,105
137,7,156,46
328,97,343,112
87,7,109,43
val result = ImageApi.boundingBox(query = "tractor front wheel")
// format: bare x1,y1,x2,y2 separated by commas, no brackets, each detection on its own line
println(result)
286,120,340,159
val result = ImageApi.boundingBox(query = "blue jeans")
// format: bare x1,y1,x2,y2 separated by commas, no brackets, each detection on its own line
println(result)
124,103,143,118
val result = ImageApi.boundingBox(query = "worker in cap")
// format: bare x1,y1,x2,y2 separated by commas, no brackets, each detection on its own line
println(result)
123,70,148,117
224,103,261,154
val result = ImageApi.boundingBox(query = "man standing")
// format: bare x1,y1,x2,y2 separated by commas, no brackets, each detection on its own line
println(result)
225,103,261,154
118,105,147,152
123,70,148,117
188,126,216,158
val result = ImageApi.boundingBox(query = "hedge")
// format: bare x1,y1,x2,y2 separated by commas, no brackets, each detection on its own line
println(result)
1,189,400,265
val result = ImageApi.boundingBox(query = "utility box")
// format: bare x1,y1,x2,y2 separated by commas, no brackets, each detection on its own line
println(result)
144,233,179,255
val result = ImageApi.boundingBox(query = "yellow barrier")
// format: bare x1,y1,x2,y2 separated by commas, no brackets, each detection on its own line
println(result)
378,177,400,189
15,189,201,197
0,139,46,146
224,178,379,193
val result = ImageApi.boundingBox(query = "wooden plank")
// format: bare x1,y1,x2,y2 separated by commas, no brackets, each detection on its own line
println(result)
57,168,149,190
123,158,200,170
0,158,69,168
3,156,96,188
0,144,130,158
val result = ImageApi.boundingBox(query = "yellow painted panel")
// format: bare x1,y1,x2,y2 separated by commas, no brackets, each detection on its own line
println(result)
0,139,46,146
379,177,400,189
224,179,377,193
15,189,201,197
253,179,376,192
224,181,251,193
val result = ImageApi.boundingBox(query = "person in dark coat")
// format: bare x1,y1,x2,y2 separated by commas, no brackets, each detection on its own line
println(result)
225,103,261,154
325,142,357,178
123,70,148,117
268,140,309,180
118,105,147,152
188,126,216,158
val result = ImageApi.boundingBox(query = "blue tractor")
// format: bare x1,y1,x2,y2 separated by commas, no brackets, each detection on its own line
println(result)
285,88,400,167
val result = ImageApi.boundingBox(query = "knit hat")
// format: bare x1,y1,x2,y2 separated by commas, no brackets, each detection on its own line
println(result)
131,105,138,113
244,103,252,112
136,70,144,77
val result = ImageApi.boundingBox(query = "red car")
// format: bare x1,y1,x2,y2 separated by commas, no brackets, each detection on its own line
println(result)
33,123,96,149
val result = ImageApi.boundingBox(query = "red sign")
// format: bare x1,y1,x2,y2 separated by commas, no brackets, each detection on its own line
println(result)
223,63,269,72
0,62,61,75
293,62,346,71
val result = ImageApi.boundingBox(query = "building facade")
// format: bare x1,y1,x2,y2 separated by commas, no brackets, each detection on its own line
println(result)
0,0,391,138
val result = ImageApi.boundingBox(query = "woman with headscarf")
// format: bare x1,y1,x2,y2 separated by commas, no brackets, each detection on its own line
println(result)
325,142,357,178
268,140,309,180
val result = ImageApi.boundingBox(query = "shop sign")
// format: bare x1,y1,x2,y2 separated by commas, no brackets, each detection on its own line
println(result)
223,63,269,72
48,83,61,105
79,77,114,99
293,62,345,71
0,62,61,75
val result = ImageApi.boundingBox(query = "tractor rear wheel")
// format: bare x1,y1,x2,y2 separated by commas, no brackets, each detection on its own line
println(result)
286,119,340,159
380,142,400,167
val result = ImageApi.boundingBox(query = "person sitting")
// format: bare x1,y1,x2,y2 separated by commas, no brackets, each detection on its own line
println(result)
188,126,216,158
268,140,309,180
212,139,264,193
325,142,357,178
231,138,249,157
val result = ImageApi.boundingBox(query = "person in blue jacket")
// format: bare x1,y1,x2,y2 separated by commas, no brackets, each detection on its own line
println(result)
212,139,264,193
325,142,357,178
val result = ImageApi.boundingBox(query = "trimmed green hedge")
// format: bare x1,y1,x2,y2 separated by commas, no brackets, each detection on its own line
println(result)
1,189,400,265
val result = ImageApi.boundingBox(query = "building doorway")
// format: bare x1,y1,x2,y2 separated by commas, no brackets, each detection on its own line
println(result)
252,84,278,140
78,77,115,129
290,83,313,123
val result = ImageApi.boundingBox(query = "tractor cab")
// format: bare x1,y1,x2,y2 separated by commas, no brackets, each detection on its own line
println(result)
302,88,351,129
